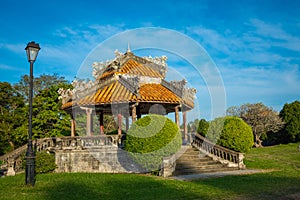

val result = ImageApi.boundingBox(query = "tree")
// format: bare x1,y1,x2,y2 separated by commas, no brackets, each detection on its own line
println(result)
0,82,26,155
227,103,284,147
188,118,199,133
32,83,72,138
12,83,72,142
197,119,209,136
280,100,300,142
0,75,72,155
206,116,254,153
14,73,68,101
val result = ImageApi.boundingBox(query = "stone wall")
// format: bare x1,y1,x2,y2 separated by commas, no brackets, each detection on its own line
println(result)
55,146,144,173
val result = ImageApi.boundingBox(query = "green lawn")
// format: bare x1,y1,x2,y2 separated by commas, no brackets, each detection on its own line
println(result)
1,143,299,200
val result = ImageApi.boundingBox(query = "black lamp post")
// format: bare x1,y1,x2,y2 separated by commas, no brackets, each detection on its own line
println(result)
25,41,40,186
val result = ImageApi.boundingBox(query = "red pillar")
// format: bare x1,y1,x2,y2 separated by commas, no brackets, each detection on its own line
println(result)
70,113,76,137
183,111,188,142
132,105,137,123
118,113,122,136
99,110,104,135
175,106,180,129
125,116,129,132
85,108,93,136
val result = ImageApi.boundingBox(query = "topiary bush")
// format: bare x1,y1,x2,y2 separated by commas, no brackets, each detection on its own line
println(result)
206,116,254,153
197,119,209,136
35,151,57,174
124,114,182,172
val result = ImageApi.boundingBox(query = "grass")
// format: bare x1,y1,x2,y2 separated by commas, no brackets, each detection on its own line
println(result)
1,142,299,200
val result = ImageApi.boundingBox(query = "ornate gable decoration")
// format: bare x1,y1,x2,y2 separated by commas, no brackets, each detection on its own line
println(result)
58,49,196,110
92,50,168,80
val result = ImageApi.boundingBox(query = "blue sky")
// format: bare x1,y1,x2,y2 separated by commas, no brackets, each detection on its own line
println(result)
0,0,299,120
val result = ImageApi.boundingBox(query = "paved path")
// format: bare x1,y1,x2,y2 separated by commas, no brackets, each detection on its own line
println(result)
170,169,265,181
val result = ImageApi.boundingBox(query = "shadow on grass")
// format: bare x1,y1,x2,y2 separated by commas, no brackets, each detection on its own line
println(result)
193,171,300,199
39,173,202,200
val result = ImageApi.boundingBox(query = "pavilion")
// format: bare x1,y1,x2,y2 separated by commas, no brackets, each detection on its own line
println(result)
58,48,196,141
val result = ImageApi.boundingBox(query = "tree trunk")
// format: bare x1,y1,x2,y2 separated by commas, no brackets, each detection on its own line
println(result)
9,141,15,150
254,134,263,147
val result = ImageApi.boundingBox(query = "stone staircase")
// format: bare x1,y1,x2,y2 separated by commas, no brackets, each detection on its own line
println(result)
173,146,239,176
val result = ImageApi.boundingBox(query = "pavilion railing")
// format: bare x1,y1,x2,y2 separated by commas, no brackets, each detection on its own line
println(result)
192,133,245,169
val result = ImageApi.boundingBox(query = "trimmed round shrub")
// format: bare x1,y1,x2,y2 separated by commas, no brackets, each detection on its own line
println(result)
124,114,182,172
207,116,254,153
197,119,209,136
35,151,57,174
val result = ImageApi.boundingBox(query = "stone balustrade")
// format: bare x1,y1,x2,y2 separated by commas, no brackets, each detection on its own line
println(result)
192,133,245,169
35,135,119,151
0,135,120,175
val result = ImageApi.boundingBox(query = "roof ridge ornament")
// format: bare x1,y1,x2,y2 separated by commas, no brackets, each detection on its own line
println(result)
126,43,131,53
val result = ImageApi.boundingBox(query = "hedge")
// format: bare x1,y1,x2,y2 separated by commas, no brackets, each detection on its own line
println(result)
206,116,254,153
124,114,182,171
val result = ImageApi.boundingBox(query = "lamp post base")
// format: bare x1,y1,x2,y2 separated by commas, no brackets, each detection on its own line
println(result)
25,145,35,186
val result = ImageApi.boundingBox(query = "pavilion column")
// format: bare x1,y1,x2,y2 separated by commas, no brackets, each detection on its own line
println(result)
70,113,76,137
117,113,122,136
131,104,137,123
91,113,94,135
182,111,188,142
175,105,180,129
99,110,104,135
137,105,141,120
125,116,129,132
85,108,93,136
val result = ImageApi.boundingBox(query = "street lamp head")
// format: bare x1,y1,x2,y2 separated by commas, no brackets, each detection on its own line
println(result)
25,41,40,63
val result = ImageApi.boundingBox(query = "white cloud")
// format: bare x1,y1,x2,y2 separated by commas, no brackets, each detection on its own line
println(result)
0,64,18,71
185,26,234,55
248,18,300,51
0,43,25,54
36,24,127,74
184,21,300,117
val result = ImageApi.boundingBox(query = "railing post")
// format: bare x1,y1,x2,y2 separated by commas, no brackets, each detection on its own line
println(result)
238,153,245,169
7,158,16,176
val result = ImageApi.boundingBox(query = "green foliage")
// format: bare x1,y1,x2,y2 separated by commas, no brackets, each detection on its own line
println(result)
1,143,300,200
280,100,300,142
125,114,182,171
106,129,126,135
207,116,254,153
35,151,57,174
182,119,199,133
197,119,209,136
31,83,72,138
0,82,26,155
227,102,284,147
0,75,71,155
14,73,68,101
75,114,118,136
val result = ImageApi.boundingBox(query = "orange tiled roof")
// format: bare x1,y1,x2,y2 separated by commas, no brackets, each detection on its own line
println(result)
139,84,180,103
73,82,181,107
78,82,134,106
100,59,163,80
120,59,163,78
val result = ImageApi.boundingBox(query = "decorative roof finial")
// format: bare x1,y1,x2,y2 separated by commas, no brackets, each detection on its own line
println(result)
127,43,131,53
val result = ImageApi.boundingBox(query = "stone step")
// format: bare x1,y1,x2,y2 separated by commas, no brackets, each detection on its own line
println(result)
176,160,220,167
176,163,224,171
179,152,206,157
176,156,211,162
173,167,239,176
173,146,239,176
